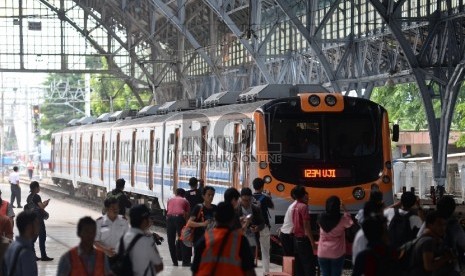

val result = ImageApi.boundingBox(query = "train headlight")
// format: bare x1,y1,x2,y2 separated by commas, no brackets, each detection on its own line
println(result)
325,95,337,106
308,95,320,106
264,175,272,183
382,175,391,183
276,183,285,192
371,183,380,191
353,187,365,200
385,161,392,169
259,161,268,169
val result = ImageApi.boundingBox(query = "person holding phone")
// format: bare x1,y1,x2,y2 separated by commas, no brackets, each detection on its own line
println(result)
27,181,53,261
237,187,265,263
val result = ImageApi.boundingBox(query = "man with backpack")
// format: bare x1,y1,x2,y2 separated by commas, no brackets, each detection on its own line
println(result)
410,211,456,276
116,204,163,276
416,196,465,275
384,191,423,248
252,177,274,273
3,211,39,276
106,179,132,217
352,214,402,276
56,216,112,276
185,177,204,211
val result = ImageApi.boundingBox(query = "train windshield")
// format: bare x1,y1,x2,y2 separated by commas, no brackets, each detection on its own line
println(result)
265,98,385,187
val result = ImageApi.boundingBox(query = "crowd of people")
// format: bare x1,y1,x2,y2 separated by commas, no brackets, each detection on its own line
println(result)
0,168,464,276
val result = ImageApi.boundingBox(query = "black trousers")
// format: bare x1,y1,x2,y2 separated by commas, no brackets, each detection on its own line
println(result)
166,215,190,265
294,236,316,276
33,218,47,257
10,184,21,207
279,232,294,256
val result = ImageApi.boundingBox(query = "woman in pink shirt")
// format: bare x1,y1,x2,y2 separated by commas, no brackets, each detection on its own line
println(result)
317,196,353,276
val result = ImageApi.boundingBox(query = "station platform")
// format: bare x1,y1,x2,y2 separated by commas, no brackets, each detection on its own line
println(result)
0,179,284,276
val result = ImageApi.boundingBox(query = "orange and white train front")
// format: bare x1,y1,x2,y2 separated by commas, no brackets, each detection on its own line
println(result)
251,93,394,232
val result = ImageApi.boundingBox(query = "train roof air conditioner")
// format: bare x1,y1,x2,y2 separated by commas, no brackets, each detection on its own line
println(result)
203,91,241,108
96,113,110,123
109,110,138,121
136,105,160,117
238,84,293,102
66,119,79,126
76,116,96,125
157,99,196,114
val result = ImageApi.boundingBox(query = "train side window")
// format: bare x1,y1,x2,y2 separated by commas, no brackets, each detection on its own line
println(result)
143,140,147,164
111,142,115,162
217,136,224,168
209,137,216,169
155,139,160,165
193,136,200,168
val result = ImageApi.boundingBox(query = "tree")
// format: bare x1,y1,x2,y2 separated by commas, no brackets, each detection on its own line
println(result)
372,82,465,148
371,83,440,131
90,58,151,117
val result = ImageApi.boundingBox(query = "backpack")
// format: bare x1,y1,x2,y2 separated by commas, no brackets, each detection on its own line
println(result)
253,194,271,221
388,208,416,248
110,234,143,276
371,247,403,276
106,191,123,201
397,235,428,275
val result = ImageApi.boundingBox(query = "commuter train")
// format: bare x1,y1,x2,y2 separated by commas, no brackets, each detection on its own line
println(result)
51,86,397,232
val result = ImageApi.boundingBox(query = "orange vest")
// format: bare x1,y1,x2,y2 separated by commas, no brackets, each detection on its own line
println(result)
0,201,9,216
196,228,245,276
69,247,105,276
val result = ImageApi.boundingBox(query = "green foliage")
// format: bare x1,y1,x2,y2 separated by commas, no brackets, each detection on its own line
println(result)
371,83,432,131
372,82,465,148
89,58,151,117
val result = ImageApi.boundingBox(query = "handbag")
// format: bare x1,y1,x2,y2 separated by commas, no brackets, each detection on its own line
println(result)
180,225,194,247
180,204,204,247
39,209,50,220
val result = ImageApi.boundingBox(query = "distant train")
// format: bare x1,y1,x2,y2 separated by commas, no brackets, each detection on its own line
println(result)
51,86,397,232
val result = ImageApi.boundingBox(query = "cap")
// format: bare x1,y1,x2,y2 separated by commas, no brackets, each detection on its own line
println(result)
129,204,150,220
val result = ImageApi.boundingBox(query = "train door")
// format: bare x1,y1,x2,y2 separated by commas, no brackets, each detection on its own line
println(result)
131,130,136,187
200,126,207,183
115,132,120,179
173,128,180,191
101,134,105,181
149,130,154,190
242,125,252,187
232,123,242,189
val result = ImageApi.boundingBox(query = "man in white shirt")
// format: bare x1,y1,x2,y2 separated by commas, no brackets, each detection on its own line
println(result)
118,204,163,276
279,187,297,256
8,166,21,208
94,197,129,259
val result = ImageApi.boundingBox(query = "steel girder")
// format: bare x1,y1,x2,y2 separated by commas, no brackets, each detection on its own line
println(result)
370,0,465,189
